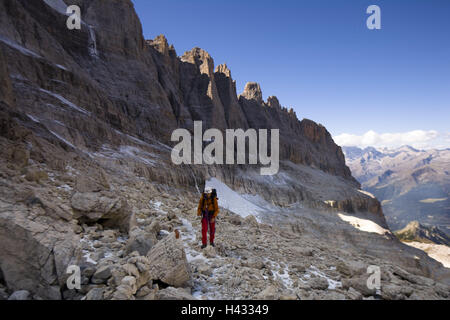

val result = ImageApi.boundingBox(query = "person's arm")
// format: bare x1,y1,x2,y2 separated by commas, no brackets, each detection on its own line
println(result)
197,194,204,216
213,197,219,217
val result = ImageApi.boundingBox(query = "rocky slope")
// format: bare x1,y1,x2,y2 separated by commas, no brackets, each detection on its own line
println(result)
343,146,450,234
0,0,449,300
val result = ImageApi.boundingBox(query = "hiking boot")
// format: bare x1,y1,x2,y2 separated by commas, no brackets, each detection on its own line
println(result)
210,242,215,247
201,244,207,249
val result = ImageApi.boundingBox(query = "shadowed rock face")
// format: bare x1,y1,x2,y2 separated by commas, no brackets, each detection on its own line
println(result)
0,0,355,184
0,48,14,108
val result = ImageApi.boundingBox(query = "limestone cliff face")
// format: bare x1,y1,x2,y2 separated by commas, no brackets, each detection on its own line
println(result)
214,64,249,129
0,48,14,108
0,0,361,207
3,0,354,182
179,47,228,130
145,36,354,184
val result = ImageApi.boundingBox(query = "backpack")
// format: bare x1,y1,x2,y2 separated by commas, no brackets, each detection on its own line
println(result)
201,189,218,215
211,188,217,199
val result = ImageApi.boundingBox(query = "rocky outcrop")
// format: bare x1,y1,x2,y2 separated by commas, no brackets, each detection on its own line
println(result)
180,48,228,130
214,64,249,129
395,221,450,246
0,0,356,192
0,47,14,108
125,227,157,256
74,167,110,193
0,199,82,299
71,192,136,233
146,234,191,288
240,82,263,104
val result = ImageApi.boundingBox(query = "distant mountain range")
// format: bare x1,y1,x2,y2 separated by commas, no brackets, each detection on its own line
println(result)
342,146,450,235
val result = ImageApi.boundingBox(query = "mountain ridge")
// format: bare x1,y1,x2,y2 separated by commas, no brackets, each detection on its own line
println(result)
342,145,450,234
395,221,450,246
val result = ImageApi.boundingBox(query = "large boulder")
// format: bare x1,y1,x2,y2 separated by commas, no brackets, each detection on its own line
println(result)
91,266,112,284
112,276,137,300
74,168,110,193
146,234,191,288
125,227,157,256
0,200,82,300
308,277,329,290
71,192,136,233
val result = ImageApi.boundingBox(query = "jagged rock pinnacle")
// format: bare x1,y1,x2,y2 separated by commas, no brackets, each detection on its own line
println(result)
215,64,232,78
241,82,263,104
147,34,176,57
181,47,214,76
266,96,281,109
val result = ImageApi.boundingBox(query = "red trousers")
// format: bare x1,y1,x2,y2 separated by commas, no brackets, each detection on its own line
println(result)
201,216,215,245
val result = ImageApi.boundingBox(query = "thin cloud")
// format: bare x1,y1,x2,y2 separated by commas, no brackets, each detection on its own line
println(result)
333,130,450,150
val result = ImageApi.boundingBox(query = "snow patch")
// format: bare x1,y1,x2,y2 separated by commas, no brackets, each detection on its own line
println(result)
338,213,390,235
55,64,68,71
57,184,72,192
179,217,206,265
265,259,294,289
27,114,40,123
205,178,266,221
104,251,114,259
39,89,90,115
53,119,66,127
49,130,76,149
88,25,98,57
92,144,158,167
403,241,450,268
119,146,157,166
83,252,97,265
419,198,447,204
10,73,28,81
358,189,376,199
150,200,166,215
179,218,196,243
80,237,97,265
43,0,69,15
0,35,42,58
117,236,128,244
307,266,342,290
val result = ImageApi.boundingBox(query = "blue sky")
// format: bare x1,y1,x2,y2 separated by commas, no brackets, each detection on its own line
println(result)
132,0,450,148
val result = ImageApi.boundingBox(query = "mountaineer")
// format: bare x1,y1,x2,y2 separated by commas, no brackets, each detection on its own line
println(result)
197,187,219,249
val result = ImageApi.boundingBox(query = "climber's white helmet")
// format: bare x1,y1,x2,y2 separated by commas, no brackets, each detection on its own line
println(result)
204,187,213,194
